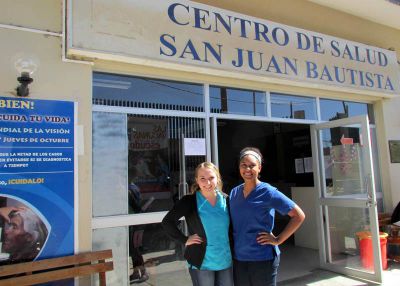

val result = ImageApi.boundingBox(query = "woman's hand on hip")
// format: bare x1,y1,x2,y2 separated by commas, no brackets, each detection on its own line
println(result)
185,234,203,246
257,232,280,246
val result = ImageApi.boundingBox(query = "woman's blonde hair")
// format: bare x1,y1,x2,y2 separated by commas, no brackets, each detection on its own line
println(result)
190,162,223,194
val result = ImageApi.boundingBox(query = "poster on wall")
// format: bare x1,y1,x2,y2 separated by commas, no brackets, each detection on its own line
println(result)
128,117,170,194
0,97,75,266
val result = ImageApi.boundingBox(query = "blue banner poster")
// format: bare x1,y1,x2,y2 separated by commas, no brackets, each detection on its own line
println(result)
0,97,75,271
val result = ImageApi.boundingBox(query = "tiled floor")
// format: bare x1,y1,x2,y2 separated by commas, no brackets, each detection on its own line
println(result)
132,244,400,285
278,244,400,286
278,245,320,282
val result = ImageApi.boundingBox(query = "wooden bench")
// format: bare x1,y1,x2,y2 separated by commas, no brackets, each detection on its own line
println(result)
0,249,113,286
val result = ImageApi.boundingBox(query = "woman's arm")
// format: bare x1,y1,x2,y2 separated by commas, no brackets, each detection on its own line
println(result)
162,195,205,246
257,204,305,246
162,198,190,244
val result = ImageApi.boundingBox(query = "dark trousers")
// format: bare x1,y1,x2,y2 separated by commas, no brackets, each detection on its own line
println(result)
189,266,233,286
233,256,280,286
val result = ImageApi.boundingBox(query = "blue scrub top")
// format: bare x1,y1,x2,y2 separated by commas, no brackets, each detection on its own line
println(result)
230,182,295,261
195,191,232,270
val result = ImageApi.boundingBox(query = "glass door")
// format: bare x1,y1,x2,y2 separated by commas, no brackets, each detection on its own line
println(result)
311,115,383,283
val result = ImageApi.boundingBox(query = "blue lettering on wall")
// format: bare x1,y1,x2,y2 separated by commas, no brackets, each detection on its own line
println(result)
272,27,289,46
161,37,222,64
378,52,388,67
342,45,354,60
347,68,357,85
297,32,311,51
161,2,397,92
203,42,222,64
233,17,252,39
283,57,298,75
232,48,243,67
335,68,346,83
320,66,333,81
330,40,341,57
160,34,177,56
213,12,232,34
365,72,374,87
306,61,318,78
193,7,211,30
248,50,263,70
266,56,282,74
312,36,325,54
168,3,189,26
366,49,377,65
375,74,384,89
254,22,271,43
353,46,366,63
179,40,201,61
385,77,394,90
358,71,365,86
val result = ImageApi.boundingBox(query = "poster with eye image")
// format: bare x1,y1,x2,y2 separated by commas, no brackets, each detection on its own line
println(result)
0,97,75,272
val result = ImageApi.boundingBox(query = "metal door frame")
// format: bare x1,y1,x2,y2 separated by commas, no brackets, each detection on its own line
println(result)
310,115,383,283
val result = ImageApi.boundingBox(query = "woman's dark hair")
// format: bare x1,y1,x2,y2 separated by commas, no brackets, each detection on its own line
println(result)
239,147,263,165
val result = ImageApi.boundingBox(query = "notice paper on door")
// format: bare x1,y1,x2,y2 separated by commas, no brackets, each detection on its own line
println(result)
304,157,313,173
295,158,304,174
184,138,206,156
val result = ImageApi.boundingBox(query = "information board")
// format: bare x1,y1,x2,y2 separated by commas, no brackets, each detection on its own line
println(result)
0,97,75,265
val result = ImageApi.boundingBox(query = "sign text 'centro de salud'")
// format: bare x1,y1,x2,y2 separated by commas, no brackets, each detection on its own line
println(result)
69,0,400,95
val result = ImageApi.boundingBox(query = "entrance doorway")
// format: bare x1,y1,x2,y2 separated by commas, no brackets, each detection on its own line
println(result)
216,119,313,192
216,119,318,281
91,72,384,285
215,116,383,284
311,115,384,283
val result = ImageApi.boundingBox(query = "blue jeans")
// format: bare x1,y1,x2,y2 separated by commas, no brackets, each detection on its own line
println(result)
233,256,280,286
189,266,234,286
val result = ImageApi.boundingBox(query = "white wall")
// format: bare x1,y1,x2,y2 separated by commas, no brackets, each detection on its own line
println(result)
292,187,319,250
0,1,93,253
380,97,400,211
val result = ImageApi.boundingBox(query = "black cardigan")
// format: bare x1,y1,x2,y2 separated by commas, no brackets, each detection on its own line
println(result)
161,193,231,269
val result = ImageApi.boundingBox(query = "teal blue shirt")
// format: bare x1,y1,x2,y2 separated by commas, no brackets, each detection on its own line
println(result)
195,191,232,270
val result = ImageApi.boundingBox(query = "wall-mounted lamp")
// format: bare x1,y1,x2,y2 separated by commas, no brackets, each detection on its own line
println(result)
14,57,38,97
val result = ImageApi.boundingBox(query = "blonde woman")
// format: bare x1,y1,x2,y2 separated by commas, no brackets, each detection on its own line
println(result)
162,162,233,286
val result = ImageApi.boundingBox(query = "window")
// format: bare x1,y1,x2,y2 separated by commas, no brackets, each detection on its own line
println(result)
93,72,204,112
92,113,205,216
92,112,205,285
271,93,317,120
92,73,206,285
210,86,266,116
319,99,375,123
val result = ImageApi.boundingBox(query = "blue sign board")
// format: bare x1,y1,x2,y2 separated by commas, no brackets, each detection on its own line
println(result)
0,97,75,265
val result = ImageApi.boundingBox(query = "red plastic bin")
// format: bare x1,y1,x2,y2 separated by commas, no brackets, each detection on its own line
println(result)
356,231,388,270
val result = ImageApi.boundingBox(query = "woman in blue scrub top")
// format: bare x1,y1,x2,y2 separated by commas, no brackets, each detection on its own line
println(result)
162,162,233,286
230,147,305,286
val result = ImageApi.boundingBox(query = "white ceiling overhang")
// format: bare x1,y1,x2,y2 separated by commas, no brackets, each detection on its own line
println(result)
308,0,400,30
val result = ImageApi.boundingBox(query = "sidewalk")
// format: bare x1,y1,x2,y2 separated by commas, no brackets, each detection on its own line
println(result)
135,245,400,285
278,245,400,286
279,263,400,286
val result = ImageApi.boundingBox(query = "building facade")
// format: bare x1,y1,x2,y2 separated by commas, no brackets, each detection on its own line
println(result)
1,0,399,285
